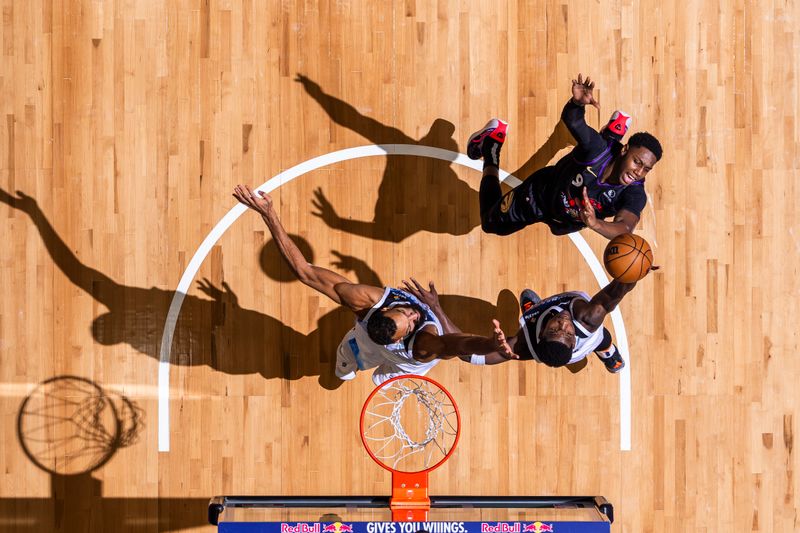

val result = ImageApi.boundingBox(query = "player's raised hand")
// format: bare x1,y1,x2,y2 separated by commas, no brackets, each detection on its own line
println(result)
578,186,598,228
571,73,600,110
233,185,273,215
402,277,440,310
492,319,517,359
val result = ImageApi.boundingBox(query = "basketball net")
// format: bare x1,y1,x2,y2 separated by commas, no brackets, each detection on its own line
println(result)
360,376,460,521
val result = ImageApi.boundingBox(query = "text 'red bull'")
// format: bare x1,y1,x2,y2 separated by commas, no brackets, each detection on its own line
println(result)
480,523,520,533
281,524,321,533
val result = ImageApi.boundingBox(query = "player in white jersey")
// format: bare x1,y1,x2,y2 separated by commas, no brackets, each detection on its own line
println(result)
233,185,515,384
462,280,637,373
337,286,445,384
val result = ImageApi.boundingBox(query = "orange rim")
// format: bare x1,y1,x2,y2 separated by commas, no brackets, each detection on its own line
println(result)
359,374,461,475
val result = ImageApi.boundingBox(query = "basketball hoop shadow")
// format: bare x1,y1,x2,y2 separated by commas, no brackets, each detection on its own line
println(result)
2,375,212,531
17,375,144,476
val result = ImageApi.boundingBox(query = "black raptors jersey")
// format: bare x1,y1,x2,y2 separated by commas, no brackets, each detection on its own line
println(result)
528,101,648,235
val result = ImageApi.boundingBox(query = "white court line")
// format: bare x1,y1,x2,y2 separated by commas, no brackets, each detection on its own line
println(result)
157,144,632,452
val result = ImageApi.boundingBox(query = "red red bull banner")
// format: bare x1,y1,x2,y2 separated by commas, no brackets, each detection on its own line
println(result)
219,521,609,533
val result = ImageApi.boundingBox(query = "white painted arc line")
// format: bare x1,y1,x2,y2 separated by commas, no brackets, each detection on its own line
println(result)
566,234,631,451
157,144,632,453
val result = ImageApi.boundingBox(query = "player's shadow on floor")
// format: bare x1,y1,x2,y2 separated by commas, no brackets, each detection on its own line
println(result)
296,74,574,243
0,189,519,390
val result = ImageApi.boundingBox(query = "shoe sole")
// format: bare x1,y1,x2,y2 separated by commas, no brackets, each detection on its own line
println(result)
605,110,631,136
604,358,626,374
467,119,508,160
519,289,541,312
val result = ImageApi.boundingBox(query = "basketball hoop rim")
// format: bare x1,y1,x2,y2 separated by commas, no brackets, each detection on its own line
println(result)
359,374,461,475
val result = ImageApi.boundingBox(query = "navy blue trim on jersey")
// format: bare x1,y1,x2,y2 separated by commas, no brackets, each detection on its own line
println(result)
361,288,439,351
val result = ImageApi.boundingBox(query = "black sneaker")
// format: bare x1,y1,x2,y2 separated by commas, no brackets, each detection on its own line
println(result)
519,289,541,313
467,118,508,160
596,346,626,374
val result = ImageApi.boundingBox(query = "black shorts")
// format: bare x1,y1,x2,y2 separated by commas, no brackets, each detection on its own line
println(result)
480,167,551,235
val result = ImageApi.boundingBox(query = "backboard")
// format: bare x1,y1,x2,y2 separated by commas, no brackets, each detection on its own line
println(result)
207,495,614,532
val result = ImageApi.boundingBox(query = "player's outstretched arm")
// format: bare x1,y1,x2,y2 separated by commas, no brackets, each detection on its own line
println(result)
401,279,519,366
233,185,383,312
412,320,516,362
573,279,637,331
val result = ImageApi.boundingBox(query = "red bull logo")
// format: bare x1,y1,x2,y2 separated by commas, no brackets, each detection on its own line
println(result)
522,523,553,533
480,523,520,533
322,522,354,533
281,524,321,533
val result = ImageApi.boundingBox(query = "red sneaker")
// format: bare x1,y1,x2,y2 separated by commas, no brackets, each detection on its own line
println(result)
467,118,508,160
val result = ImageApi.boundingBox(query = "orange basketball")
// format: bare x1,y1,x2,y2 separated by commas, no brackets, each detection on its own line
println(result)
603,233,654,283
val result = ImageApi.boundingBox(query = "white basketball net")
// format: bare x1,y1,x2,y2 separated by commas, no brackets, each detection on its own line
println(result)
362,377,458,471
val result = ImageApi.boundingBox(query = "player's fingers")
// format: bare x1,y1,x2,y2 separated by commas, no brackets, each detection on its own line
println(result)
232,186,247,203
492,319,504,339
428,281,436,294
410,277,425,291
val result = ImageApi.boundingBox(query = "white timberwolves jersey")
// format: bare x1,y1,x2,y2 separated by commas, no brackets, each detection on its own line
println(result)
336,287,444,385
519,291,604,364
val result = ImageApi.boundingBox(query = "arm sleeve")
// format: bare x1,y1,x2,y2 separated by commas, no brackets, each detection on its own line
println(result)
561,100,608,161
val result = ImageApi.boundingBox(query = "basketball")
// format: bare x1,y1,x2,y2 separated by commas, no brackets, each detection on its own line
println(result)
603,233,654,283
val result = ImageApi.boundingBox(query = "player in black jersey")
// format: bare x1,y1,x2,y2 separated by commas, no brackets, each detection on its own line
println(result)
468,74,663,240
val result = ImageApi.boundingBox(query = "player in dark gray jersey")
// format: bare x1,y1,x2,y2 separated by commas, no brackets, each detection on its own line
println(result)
468,74,663,240
459,279,638,373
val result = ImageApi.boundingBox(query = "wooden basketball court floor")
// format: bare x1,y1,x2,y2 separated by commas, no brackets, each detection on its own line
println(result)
0,1,798,531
